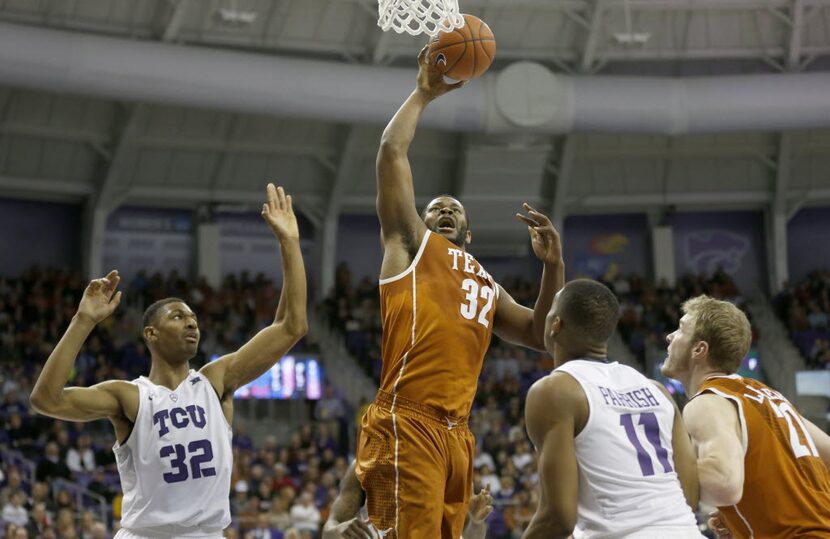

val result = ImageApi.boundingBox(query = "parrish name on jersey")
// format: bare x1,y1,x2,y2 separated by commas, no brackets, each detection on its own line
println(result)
598,385,661,410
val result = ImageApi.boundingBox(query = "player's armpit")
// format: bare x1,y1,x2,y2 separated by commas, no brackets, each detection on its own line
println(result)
31,380,137,424
683,393,745,507
522,373,583,539
493,287,546,352
803,417,830,470
201,321,304,398
650,381,699,510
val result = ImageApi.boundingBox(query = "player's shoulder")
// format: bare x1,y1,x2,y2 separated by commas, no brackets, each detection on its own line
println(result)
96,379,138,396
527,371,585,413
683,391,738,431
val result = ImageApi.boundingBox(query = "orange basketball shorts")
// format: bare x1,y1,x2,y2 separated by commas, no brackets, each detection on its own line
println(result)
355,390,474,539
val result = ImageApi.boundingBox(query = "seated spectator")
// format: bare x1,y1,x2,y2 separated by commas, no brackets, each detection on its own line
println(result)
249,513,282,539
25,502,52,538
0,466,24,507
6,411,37,453
54,508,77,539
2,491,29,527
89,522,107,539
267,497,292,532
476,465,501,496
28,482,57,515
36,442,72,483
55,490,74,514
77,511,96,539
86,469,114,503
66,433,96,474
289,493,320,535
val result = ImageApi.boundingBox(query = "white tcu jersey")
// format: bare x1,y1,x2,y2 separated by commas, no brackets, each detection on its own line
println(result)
114,370,232,538
555,360,702,539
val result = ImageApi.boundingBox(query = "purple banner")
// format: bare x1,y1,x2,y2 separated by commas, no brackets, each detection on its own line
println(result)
0,198,81,276
336,215,383,282
563,214,650,281
671,211,766,290
788,207,830,284
103,207,193,281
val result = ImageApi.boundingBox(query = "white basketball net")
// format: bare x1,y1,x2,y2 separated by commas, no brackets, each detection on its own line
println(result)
377,0,464,37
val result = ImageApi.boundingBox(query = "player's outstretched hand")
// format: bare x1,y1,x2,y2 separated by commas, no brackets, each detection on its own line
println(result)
261,183,299,243
324,517,376,539
77,270,122,325
468,484,494,523
708,510,733,539
416,44,466,101
516,203,562,266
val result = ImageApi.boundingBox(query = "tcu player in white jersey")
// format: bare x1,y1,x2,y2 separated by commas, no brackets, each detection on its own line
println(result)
523,279,701,539
30,183,307,539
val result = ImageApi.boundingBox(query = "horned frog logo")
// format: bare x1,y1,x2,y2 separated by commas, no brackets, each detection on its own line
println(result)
684,230,750,274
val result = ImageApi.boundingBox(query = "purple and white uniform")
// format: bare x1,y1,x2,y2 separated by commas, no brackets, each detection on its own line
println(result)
114,370,232,539
554,360,702,539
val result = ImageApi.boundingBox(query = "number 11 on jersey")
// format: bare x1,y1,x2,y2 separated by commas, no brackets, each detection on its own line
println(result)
620,412,674,477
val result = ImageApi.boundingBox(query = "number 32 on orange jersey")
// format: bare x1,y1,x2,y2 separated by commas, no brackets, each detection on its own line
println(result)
460,278,495,328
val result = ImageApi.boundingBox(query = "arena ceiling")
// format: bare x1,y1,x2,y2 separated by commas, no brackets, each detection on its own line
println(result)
1,0,830,256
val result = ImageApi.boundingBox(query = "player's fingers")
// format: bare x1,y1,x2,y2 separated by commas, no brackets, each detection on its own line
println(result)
516,213,539,227
110,291,122,307
286,194,294,213
261,203,270,217
447,80,467,91
524,206,553,226
418,44,429,63
277,185,287,209
267,182,278,209
105,275,121,299
351,521,373,538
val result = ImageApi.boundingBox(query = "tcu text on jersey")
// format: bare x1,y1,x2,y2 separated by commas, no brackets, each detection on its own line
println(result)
153,405,207,437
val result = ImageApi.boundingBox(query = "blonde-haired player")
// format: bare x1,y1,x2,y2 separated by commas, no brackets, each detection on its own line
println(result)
664,295,830,538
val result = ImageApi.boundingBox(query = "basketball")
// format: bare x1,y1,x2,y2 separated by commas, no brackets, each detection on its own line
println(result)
428,14,496,81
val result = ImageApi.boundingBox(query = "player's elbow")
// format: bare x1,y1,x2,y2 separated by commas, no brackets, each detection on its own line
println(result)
526,509,575,539
702,473,743,507
29,390,59,416
282,316,308,340
378,135,407,159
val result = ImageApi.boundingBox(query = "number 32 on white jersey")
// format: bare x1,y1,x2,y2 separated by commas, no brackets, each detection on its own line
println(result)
459,278,496,328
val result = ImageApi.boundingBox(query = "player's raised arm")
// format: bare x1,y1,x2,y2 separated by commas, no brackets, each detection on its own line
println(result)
202,184,308,398
30,271,135,426
376,46,464,250
683,393,745,507
522,373,582,539
323,461,373,539
493,204,564,352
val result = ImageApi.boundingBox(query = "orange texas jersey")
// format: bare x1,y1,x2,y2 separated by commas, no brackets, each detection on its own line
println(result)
696,375,830,539
378,230,498,419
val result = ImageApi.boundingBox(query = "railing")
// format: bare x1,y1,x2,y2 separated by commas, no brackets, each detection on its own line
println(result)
0,449,109,527
746,291,830,428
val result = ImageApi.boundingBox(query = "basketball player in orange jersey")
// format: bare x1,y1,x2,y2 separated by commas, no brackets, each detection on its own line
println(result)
663,295,830,538
355,46,564,539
